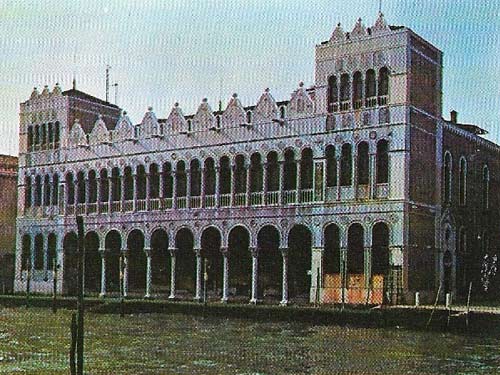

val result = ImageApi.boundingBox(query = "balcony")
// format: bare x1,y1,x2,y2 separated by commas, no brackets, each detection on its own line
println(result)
204,195,216,208
136,199,147,212
299,189,314,203
87,203,97,214
219,194,231,207
123,200,133,212
283,190,297,205
160,197,173,209
266,191,279,206
150,198,161,211
365,96,377,108
250,192,263,206
233,193,246,207
340,101,350,112
176,197,187,209
190,196,202,209
111,201,121,213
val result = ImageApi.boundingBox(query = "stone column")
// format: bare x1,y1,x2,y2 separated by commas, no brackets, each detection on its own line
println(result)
146,172,151,210
262,162,268,204
310,247,324,304
369,152,376,199
250,247,259,304
336,154,342,201
340,247,347,304
168,248,177,299
230,164,236,206
221,247,229,303
132,173,138,211
120,172,126,211
214,166,220,207
194,248,202,301
279,160,285,204
144,247,152,299
159,168,164,199
353,151,358,200
364,246,372,303
296,160,301,195
122,250,129,298
185,169,191,208
200,168,206,206
246,162,252,206
96,175,102,205
280,247,289,305
99,249,107,297
172,169,177,209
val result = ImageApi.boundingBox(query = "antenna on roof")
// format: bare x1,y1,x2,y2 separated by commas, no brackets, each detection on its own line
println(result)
112,83,118,105
72,44,77,90
218,77,223,112
105,65,111,103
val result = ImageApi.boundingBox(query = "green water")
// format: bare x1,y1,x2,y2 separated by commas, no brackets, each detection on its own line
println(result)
0,307,498,374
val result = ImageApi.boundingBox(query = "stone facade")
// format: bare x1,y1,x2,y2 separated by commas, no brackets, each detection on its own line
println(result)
14,14,500,304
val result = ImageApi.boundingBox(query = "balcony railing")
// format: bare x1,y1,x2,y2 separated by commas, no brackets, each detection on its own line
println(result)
378,95,388,106
176,197,187,209
219,194,231,207
150,198,160,211
111,201,121,213
250,192,263,206
99,202,109,214
266,191,279,205
353,99,363,110
136,199,147,212
283,190,297,205
340,101,350,112
375,183,389,199
299,189,314,203
365,96,377,108
160,197,173,209
233,193,246,207
204,195,216,208
123,200,133,212
356,185,369,200
340,186,355,200
66,204,75,215
190,196,202,209
87,202,97,214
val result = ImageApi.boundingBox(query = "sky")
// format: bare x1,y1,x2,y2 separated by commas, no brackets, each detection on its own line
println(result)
0,0,499,156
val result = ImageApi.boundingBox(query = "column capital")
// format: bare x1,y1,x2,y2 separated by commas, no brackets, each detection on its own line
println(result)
99,248,107,257
193,247,202,256
168,247,178,256
143,247,152,256
311,246,324,254
249,246,258,257
279,247,288,256
220,247,229,256
120,249,129,257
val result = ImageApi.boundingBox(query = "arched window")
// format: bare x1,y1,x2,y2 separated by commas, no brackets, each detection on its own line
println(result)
372,222,390,275
357,142,369,185
246,111,252,124
34,234,44,270
190,159,201,197
347,223,364,274
21,235,31,270
76,171,85,204
149,164,160,199
162,162,173,198
340,74,350,104
443,152,452,204
176,161,187,197
24,176,32,208
482,165,489,209
250,153,263,192
88,170,97,203
41,124,47,149
52,174,59,206
34,125,40,147
300,148,313,190
99,170,109,203
459,157,467,206
324,224,340,274
27,126,34,151
376,140,389,184
219,157,231,195
325,145,337,187
340,144,352,186
234,155,247,194
284,149,297,191
43,175,51,206
352,71,363,109
123,167,134,201
47,234,57,269
136,165,146,200
378,67,389,104
266,151,279,192
327,75,339,113
54,121,60,147
34,175,42,206
365,69,376,106
203,158,216,196
111,167,121,202
66,173,75,205
48,122,53,146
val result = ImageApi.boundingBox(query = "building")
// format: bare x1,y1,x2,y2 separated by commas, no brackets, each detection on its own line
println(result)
0,155,18,293
14,13,500,304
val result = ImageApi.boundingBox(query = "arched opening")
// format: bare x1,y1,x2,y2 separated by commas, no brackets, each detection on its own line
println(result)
340,73,350,104
340,144,352,186
34,175,42,206
48,122,53,146
352,71,363,109
443,153,452,204
459,158,466,206
378,67,389,102
84,231,100,294
105,230,122,294
357,142,369,186
376,140,389,184
47,233,57,272
136,165,147,200
63,232,78,295
41,124,47,148
21,235,31,271
457,228,468,296
111,167,121,202
52,174,59,206
43,175,51,206
234,155,247,195
219,156,231,195
99,169,109,203
257,225,281,301
372,222,390,303
54,121,60,147
151,229,170,296
347,223,364,302
201,227,222,299
149,164,160,199
127,229,146,294
88,170,97,204
266,151,279,193
249,153,263,193
365,69,376,106
190,159,201,197
203,158,216,198
228,226,251,299
443,228,453,294
34,234,44,271
34,125,40,147
76,171,85,204
300,148,313,191
123,166,134,202
323,224,341,303
24,176,32,209
175,228,195,296
327,75,338,112
176,161,187,197
66,173,75,205
288,225,312,301
284,149,297,192
325,145,337,192
162,162,173,199
27,126,34,151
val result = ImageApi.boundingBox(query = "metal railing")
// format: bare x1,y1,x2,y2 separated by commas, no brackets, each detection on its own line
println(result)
233,193,246,207
111,201,121,213
250,192,263,206
176,197,187,209
136,199,147,211
87,203,97,214
160,197,173,209
123,200,133,212
299,188,314,203
283,190,297,205
190,196,202,209
204,195,216,208
150,198,160,211
340,101,350,112
219,193,231,207
99,202,109,214
365,96,377,107
378,95,388,106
